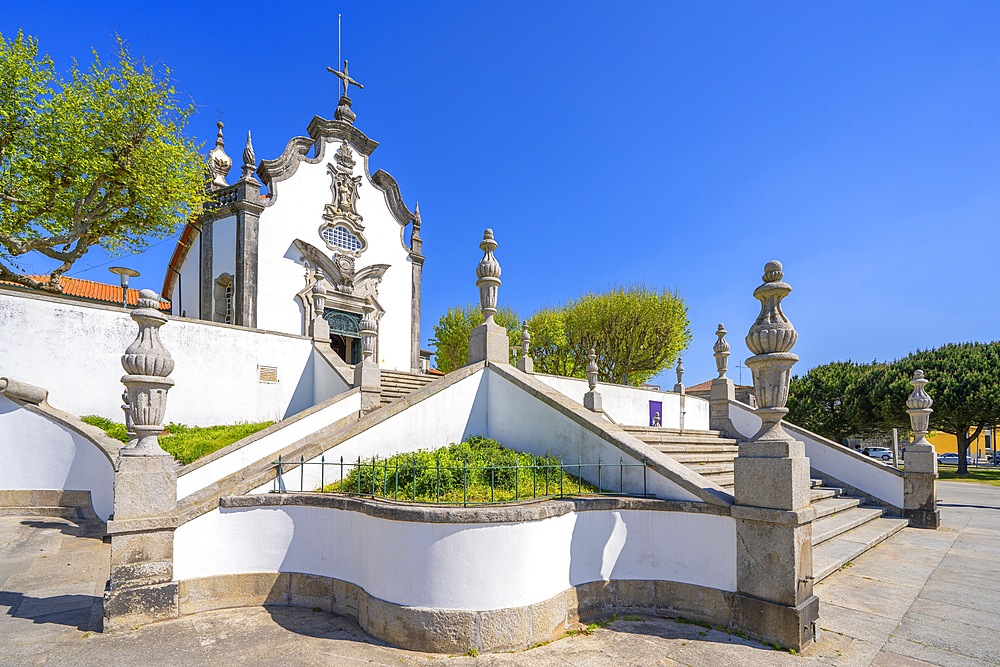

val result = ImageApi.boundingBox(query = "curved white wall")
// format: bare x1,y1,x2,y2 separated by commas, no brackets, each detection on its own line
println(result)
174,504,736,610
0,289,334,426
0,396,115,520
534,374,709,429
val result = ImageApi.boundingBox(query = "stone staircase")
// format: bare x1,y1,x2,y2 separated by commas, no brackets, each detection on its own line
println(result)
379,370,439,407
622,425,909,582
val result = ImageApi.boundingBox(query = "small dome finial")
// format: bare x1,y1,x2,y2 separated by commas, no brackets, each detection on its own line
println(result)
206,120,232,190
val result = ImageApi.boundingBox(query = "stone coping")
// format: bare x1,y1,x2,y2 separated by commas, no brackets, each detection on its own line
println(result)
174,571,813,653
220,492,731,523
531,369,702,401
490,363,733,507
16,397,121,466
729,400,905,479
0,282,313,341
312,342,355,388
179,387,361,476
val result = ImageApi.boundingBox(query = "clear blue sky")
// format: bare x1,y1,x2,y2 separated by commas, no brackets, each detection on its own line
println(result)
7,1,1000,388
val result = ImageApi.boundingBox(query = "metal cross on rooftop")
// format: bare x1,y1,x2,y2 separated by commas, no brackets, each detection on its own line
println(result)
327,60,364,99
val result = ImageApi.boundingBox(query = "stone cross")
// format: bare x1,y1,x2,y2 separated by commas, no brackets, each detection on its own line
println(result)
714,323,730,379
476,229,501,323
327,59,364,98
120,289,175,456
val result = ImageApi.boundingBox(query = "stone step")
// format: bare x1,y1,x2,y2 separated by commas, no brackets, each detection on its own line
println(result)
812,516,910,582
810,478,826,488
812,506,885,546
629,434,740,447
651,444,739,454
0,506,86,520
810,486,844,502
810,495,862,520
701,473,734,488
668,452,738,464
680,462,734,475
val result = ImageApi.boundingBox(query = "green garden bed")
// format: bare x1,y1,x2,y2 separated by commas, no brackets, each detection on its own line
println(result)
319,436,600,504
82,415,273,465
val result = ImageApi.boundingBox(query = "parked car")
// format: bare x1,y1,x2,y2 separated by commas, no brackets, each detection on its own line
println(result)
937,453,972,465
862,447,894,461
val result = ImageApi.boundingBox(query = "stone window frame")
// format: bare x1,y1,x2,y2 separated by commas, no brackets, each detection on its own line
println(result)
213,273,234,324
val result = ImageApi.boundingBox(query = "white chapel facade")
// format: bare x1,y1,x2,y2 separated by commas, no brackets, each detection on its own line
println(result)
161,70,424,374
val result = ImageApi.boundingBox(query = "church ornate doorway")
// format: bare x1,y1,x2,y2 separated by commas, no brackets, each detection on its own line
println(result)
323,308,363,364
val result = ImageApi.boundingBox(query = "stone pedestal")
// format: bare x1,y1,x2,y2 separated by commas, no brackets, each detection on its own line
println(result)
104,454,179,630
709,377,736,437
469,321,509,365
312,315,330,342
903,444,940,528
517,355,533,373
354,359,381,413
583,390,602,413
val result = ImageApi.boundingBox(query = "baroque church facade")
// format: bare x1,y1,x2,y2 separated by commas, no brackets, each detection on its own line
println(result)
161,75,424,374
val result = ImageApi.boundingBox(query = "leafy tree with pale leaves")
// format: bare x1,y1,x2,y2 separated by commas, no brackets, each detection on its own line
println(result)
429,305,521,374
431,285,690,386
0,31,208,291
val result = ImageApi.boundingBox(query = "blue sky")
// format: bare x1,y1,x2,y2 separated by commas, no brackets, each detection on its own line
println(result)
6,1,1000,388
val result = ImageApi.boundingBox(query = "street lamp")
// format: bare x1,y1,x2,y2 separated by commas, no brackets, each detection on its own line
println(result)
108,266,140,309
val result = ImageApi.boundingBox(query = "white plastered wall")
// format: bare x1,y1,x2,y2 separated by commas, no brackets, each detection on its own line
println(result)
728,400,904,507
174,505,737,610
534,374,709,429
254,138,413,372
0,396,114,520
0,290,336,426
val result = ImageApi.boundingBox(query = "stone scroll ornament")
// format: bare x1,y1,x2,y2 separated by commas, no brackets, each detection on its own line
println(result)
476,229,501,321
745,260,798,441
120,289,175,456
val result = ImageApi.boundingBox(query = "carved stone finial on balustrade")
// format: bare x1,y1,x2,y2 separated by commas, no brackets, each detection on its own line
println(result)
312,268,328,313
907,370,934,445
207,121,232,190
476,229,501,323
120,389,134,440
587,349,598,391
674,356,685,394
744,260,799,441
240,130,257,182
714,323,730,379
120,290,175,456
359,304,378,363
584,349,603,413
517,321,534,373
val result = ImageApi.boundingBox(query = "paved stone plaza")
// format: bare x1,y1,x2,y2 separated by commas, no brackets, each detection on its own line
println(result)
0,481,997,666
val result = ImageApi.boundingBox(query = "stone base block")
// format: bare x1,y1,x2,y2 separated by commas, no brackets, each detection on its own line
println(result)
113,454,177,520
517,357,533,373
359,389,381,413
104,581,178,631
469,322,509,365
905,507,941,529
733,592,819,652
583,391,602,413
354,360,380,390
734,454,812,511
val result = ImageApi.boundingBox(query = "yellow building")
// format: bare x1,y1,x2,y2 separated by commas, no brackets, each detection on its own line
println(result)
926,428,994,460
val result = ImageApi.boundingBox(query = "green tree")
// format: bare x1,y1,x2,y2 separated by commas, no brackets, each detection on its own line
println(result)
429,305,520,374
0,31,208,290
561,285,690,386
430,285,690,386
863,343,1000,476
787,360,881,442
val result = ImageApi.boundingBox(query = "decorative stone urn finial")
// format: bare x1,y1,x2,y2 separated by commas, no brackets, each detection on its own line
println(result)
587,349,599,391
476,229,502,323
520,321,531,358
240,131,257,182
714,323,730,379
907,370,934,444
676,356,685,385
207,120,232,190
120,289,175,456
744,260,799,440
312,268,328,313
359,303,378,362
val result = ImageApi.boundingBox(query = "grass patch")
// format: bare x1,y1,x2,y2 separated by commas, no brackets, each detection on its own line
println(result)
937,466,1000,487
319,436,597,503
82,415,274,465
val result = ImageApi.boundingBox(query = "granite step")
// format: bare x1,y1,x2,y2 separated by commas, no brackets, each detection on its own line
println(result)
668,452,738,464
651,444,739,454
812,516,910,582
810,495,862,520
812,506,885,546
809,486,844,502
